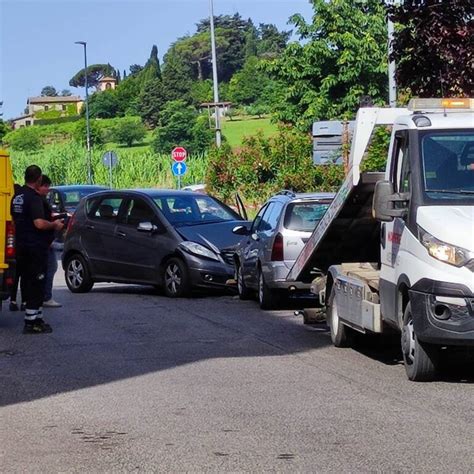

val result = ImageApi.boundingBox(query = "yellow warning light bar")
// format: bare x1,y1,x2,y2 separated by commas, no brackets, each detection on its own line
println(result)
408,98,473,111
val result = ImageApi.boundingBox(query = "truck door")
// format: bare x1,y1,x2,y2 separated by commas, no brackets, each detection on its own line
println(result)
380,130,411,324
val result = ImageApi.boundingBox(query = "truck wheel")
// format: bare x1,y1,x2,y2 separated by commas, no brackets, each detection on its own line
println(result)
163,258,191,298
257,268,280,310
327,285,351,347
236,263,252,300
401,303,439,382
65,254,94,293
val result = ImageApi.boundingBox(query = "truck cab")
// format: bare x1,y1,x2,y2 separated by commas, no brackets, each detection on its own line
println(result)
288,98,474,381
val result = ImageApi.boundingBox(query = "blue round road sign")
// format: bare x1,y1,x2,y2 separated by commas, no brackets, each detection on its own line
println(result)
172,161,187,176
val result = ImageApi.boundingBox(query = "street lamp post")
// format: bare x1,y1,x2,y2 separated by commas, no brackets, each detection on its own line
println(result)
75,41,93,184
209,0,222,147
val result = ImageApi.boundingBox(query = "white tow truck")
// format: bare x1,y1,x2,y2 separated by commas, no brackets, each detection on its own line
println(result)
288,98,474,381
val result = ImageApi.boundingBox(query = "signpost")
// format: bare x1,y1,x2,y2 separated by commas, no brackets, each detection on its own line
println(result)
102,150,118,189
171,146,187,189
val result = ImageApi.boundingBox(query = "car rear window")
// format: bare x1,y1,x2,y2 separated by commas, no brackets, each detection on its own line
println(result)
284,201,331,232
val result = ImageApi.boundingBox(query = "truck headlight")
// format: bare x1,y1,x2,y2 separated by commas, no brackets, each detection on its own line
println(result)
418,227,472,267
180,241,219,261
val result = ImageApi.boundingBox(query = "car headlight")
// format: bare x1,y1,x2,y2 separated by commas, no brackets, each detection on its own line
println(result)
418,227,472,267
180,241,219,261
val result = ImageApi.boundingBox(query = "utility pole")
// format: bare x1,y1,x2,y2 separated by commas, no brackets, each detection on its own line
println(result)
387,6,397,107
75,41,93,184
209,0,221,147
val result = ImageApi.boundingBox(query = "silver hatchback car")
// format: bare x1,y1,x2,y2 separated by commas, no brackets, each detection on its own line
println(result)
232,191,334,309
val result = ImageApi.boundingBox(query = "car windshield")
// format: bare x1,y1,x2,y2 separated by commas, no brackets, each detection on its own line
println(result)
284,201,331,232
62,189,105,207
421,131,474,201
153,194,238,226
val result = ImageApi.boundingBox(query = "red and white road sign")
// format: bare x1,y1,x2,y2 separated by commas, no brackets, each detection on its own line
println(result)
171,146,187,162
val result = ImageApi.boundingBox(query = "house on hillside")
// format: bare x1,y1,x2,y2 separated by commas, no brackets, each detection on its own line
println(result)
10,95,84,129
97,76,117,92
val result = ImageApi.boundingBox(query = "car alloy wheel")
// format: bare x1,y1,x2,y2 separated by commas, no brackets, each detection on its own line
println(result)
65,254,94,293
163,258,191,298
165,263,182,295
67,258,84,289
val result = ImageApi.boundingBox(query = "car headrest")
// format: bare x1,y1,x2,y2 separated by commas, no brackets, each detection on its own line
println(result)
99,204,114,218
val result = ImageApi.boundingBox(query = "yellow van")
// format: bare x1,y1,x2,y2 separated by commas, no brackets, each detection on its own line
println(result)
0,149,15,303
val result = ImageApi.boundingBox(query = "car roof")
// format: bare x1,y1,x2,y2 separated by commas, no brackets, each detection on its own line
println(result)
269,191,335,203
84,188,209,199
52,185,109,191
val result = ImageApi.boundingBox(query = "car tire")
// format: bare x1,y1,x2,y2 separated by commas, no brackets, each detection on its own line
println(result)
163,258,191,298
236,262,252,300
401,303,439,382
327,284,352,347
65,254,94,293
257,268,280,310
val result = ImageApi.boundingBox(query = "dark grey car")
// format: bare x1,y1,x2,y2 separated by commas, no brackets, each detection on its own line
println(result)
62,189,247,297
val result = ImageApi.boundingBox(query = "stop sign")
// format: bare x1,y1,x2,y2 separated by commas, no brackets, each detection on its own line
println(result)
171,146,187,162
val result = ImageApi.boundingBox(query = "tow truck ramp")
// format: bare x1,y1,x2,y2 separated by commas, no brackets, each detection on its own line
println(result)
287,107,407,282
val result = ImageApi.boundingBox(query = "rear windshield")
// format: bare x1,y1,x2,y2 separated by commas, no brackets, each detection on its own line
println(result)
284,201,331,232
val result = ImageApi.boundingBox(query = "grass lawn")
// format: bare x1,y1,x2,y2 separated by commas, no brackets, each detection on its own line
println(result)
221,116,278,148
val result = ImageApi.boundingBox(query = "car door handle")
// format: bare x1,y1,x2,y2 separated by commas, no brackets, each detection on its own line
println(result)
86,224,95,230
116,231,126,238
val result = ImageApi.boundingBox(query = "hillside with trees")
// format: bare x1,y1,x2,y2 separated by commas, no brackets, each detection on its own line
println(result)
3,1,471,204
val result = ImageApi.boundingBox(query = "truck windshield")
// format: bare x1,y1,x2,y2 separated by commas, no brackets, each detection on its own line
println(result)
421,131,474,201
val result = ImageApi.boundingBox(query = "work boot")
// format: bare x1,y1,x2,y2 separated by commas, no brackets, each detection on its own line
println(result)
23,319,53,334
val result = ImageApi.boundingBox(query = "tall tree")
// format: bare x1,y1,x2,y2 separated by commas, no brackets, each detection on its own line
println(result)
196,14,254,82
266,0,388,129
257,23,292,57
138,78,167,127
41,85,58,97
228,56,271,105
60,89,72,96
161,51,194,104
139,45,162,84
69,64,115,88
388,1,473,97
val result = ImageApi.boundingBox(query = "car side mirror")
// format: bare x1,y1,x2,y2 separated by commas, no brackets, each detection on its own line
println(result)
373,181,410,222
232,225,249,236
137,221,159,233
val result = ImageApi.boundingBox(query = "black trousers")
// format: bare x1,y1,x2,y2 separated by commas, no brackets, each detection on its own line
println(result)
16,246,48,312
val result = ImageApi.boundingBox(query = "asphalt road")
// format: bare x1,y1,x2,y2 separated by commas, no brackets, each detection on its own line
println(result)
1,270,473,472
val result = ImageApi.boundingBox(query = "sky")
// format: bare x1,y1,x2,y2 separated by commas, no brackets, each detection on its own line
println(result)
0,0,313,119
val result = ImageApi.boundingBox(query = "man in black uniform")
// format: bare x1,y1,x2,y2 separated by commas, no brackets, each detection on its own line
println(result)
11,165,64,334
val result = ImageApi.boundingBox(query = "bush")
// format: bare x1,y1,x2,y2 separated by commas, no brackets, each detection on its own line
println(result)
3,127,42,152
153,100,213,155
244,103,270,118
111,117,146,147
73,119,104,147
206,126,342,205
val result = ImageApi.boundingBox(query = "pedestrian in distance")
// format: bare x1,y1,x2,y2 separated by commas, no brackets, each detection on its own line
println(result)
37,174,62,308
11,165,64,334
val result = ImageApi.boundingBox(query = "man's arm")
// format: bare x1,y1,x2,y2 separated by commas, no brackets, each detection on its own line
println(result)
33,218,63,231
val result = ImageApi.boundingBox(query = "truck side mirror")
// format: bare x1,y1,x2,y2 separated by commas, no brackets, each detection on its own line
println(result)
373,181,410,222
